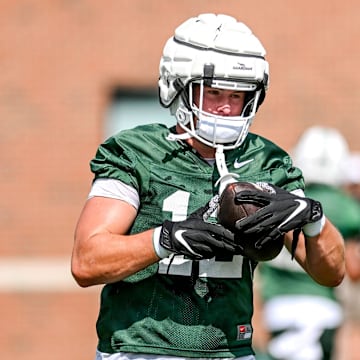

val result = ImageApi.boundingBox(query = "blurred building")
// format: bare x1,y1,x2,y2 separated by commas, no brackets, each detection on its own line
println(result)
1,1,360,359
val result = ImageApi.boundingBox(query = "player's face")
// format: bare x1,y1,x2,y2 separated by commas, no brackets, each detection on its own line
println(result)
193,84,246,116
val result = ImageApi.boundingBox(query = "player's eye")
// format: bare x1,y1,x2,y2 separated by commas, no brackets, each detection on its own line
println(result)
206,89,221,96
230,92,245,100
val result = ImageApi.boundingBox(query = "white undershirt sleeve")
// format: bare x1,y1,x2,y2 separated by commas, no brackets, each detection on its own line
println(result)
88,178,140,211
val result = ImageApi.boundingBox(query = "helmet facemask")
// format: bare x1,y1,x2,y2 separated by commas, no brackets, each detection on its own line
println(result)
173,76,264,150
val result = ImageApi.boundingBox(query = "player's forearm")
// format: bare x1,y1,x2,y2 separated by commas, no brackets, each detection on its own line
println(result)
71,229,159,287
303,219,345,287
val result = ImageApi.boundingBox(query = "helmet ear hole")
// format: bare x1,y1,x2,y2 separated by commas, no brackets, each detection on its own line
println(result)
175,106,188,124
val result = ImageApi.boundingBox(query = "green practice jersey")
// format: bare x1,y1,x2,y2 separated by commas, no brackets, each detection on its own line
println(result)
259,183,360,302
90,123,304,357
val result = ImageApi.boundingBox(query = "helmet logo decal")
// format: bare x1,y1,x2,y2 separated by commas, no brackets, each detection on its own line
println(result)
233,63,253,71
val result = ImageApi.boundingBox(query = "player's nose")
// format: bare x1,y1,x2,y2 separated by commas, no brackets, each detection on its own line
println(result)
215,104,231,115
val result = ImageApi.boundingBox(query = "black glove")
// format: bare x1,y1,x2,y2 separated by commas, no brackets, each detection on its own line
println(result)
158,199,239,260
234,184,323,256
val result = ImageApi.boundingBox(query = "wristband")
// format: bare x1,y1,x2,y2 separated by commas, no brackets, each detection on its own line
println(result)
302,215,326,237
152,226,172,259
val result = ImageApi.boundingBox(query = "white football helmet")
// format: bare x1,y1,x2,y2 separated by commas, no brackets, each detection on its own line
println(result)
292,126,350,186
159,13,269,149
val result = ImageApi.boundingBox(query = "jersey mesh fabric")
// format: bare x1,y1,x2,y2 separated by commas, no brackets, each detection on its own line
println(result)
90,123,304,357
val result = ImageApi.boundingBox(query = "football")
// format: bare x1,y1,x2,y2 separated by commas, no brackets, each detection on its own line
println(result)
217,181,284,262
217,182,264,230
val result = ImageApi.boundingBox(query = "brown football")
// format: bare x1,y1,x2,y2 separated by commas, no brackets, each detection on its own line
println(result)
217,182,263,230
217,181,284,262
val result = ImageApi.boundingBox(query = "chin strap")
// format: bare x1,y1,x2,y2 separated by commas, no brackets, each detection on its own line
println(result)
166,132,192,142
215,145,239,194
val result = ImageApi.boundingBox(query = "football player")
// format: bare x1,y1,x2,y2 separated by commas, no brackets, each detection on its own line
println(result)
257,127,360,360
71,14,345,360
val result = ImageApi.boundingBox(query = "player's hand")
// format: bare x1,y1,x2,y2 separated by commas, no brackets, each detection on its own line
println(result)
233,184,323,254
156,198,239,260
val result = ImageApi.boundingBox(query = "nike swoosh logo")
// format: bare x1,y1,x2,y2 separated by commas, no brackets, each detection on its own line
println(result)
278,199,307,228
234,158,254,169
174,230,200,257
